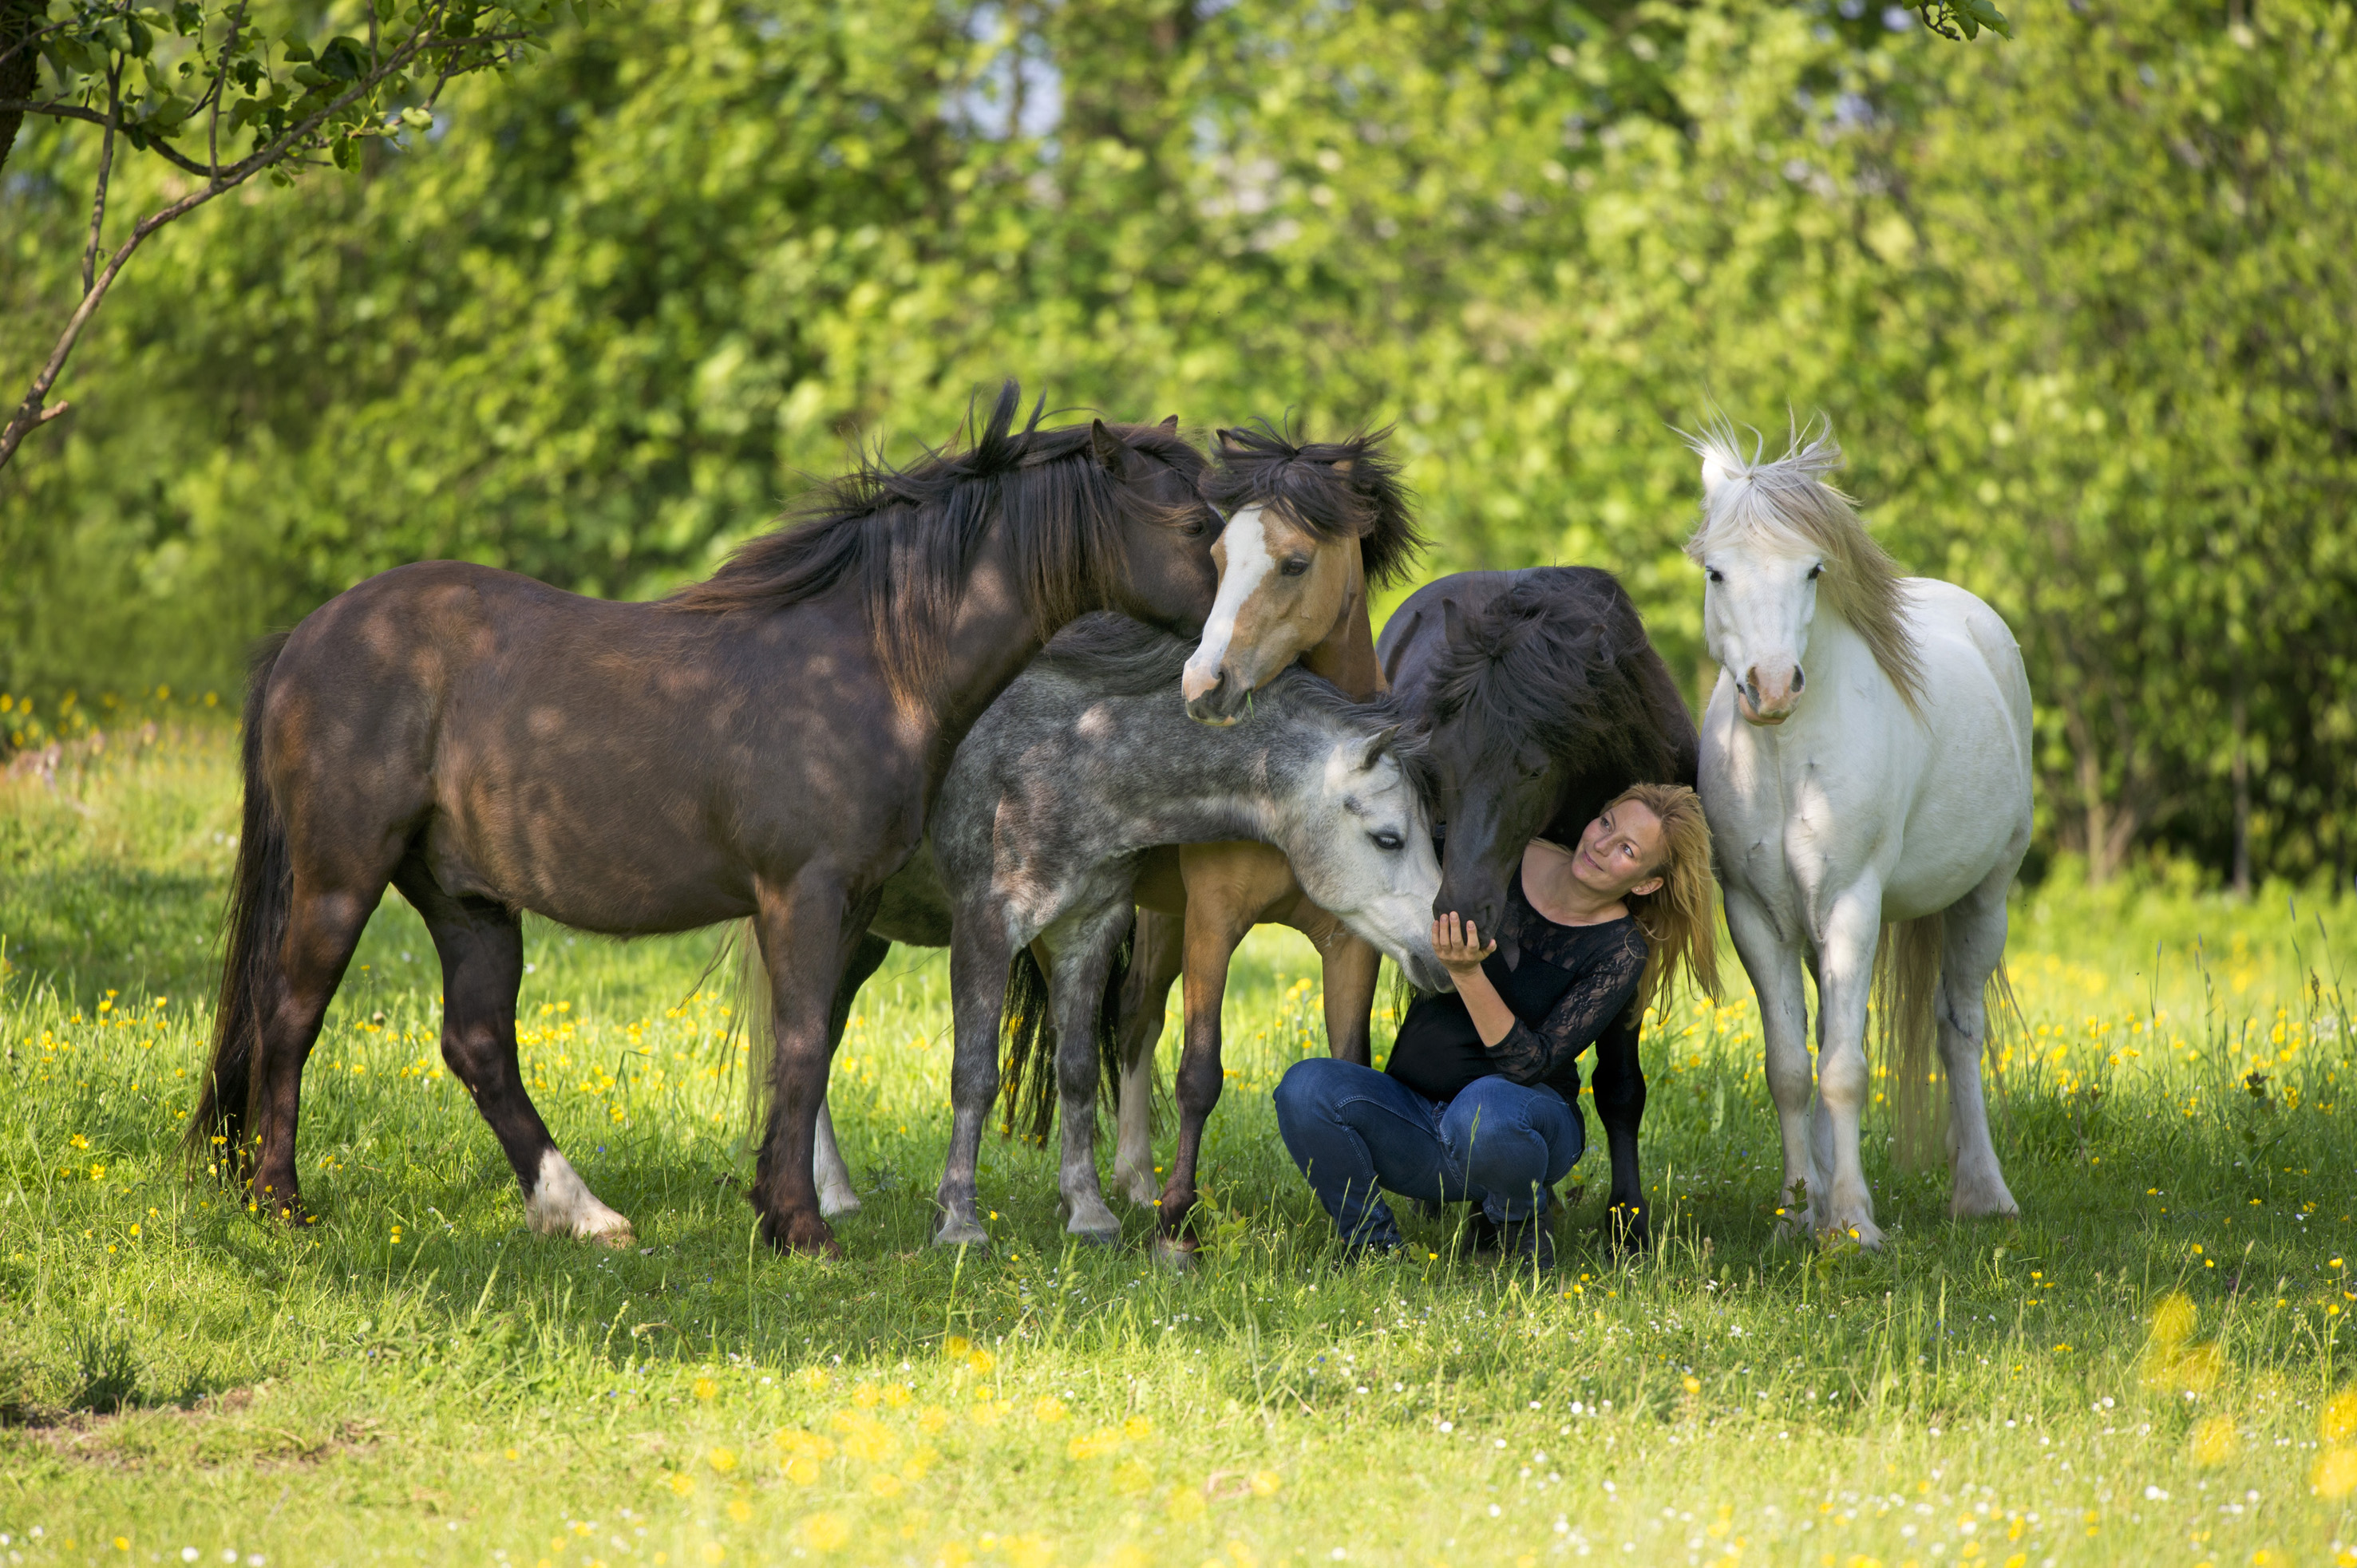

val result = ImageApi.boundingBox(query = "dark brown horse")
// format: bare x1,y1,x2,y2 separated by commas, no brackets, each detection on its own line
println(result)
188,384,1221,1258
1370,567,1699,1246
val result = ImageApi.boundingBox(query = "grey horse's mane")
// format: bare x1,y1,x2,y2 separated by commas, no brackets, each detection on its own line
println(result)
1037,614,1436,802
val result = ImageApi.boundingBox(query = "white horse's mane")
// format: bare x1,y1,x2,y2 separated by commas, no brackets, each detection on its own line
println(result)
1679,413,1926,710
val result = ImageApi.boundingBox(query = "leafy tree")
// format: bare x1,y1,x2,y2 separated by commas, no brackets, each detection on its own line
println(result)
0,0,566,468
9,0,2349,894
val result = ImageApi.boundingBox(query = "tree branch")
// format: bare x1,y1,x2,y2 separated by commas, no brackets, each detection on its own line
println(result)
83,61,119,298
0,99,223,177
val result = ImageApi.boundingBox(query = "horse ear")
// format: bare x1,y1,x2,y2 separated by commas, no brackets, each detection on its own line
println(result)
1441,596,1468,647
1699,448,1734,501
1091,419,1145,479
1214,426,1244,453
1359,724,1400,772
1159,415,1180,433
1330,457,1354,475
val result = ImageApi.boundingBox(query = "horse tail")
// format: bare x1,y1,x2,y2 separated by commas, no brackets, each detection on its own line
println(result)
1874,912,1947,1171
998,925,1134,1145
1096,922,1133,1125
187,633,293,1180
998,945,1057,1145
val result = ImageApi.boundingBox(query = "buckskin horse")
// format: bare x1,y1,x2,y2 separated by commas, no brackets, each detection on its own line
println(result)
188,383,1221,1258
1109,423,1425,1258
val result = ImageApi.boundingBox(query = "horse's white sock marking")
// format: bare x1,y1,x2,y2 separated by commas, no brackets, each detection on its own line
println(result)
1184,507,1270,701
814,1099,860,1217
525,1148,634,1246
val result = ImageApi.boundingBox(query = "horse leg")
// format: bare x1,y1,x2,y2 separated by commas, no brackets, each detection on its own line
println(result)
248,868,389,1222
1939,873,2021,1220
1723,889,1813,1238
1317,930,1382,1068
1591,1017,1648,1250
1050,908,1132,1244
1113,907,1183,1207
813,932,892,1218
395,861,631,1245
747,871,871,1258
934,912,1014,1246
1152,904,1250,1262
1811,890,1885,1248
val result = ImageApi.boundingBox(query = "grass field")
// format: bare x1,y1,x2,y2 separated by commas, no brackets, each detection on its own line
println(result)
4,720,2356,1568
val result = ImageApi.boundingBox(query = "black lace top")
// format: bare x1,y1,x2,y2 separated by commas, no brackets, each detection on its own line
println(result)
1383,866,1647,1103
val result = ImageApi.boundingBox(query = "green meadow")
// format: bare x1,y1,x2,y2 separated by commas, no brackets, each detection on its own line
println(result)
3,721,2355,1568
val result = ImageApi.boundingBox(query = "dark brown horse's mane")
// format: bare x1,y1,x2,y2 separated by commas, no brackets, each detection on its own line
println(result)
668,381,1204,704
1203,419,1425,587
1421,567,1671,779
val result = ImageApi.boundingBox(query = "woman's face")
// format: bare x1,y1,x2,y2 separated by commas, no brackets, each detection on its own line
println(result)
1569,801,1667,900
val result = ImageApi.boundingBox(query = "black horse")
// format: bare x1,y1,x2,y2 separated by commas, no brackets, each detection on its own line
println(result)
1375,567,1699,1245
189,383,1221,1258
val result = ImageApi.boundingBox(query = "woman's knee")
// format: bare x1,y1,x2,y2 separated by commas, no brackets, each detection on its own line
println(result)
1273,1056,1358,1129
1448,1076,1547,1139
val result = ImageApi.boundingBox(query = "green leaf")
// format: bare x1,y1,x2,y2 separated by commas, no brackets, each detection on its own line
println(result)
279,34,313,62
317,36,370,83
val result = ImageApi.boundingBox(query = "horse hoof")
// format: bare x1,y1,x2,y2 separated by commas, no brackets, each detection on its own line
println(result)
1950,1186,2019,1222
819,1188,863,1220
760,1210,841,1259
1066,1225,1123,1248
933,1222,991,1249
1149,1234,1198,1270
587,1218,637,1250
1821,1217,1884,1252
1120,1181,1161,1209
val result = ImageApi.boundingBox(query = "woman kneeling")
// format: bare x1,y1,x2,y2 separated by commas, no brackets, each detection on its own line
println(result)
1273,783,1715,1270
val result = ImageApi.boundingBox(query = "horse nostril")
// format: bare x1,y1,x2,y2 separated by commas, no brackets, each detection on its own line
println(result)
1791,666,1805,693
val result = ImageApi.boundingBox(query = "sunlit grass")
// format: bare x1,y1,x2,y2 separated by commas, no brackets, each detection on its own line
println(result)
4,725,2357,1565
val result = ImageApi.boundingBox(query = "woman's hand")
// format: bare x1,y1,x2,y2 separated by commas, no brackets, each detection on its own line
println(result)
1432,911,1497,976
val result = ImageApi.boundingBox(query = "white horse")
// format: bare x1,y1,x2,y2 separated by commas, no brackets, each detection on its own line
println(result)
1688,421,2029,1248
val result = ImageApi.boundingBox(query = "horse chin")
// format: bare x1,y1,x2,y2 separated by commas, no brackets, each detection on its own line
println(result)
1736,693,1793,727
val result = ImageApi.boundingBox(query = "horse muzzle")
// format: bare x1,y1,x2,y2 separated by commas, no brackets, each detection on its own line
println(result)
1736,663,1804,725
1183,668,1250,726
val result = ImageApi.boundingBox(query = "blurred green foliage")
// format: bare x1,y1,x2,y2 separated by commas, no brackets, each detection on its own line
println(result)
2,0,2351,887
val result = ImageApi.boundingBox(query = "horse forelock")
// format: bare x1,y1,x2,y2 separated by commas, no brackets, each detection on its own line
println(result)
1681,415,1927,710
1205,419,1426,587
666,384,1204,707
1420,579,1665,775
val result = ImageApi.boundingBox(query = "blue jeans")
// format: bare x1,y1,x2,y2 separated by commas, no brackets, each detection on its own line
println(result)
1271,1057,1585,1250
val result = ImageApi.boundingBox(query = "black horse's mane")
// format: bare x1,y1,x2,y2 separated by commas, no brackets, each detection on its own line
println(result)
1038,614,1437,802
1203,419,1426,587
669,381,1204,704
1422,567,1675,780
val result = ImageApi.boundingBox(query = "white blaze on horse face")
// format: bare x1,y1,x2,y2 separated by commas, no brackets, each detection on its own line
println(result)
1183,507,1273,705
524,1147,634,1246
1702,542,1821,726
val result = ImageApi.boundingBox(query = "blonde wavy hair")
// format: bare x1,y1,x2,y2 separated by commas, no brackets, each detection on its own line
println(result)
1607,781,1721,1014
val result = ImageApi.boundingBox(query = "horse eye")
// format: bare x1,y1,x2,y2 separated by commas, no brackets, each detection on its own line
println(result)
1807,563,1823,580
1280,558,1311,578
1706,567,1724,584
1182,515,1209,539
1371,830,1403,852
